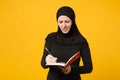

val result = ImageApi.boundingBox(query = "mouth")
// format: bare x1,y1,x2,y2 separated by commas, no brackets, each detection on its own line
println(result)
62,28,68,31
62,28,69,33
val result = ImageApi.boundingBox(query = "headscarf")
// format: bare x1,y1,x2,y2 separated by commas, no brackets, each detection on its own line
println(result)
56,6,79,37
46,6,88,47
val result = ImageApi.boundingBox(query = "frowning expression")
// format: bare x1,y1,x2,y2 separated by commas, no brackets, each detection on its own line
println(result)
58,15,72,34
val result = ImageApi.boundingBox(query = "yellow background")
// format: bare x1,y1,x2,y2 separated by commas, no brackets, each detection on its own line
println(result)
0,0,120,80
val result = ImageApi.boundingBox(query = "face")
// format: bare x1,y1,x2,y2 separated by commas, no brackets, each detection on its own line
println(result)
58,15,72,34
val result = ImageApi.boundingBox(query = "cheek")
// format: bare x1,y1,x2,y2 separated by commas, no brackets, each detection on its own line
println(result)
67,24,72,29
58,24,62,29
58,23,62,27
58,25,63,32
67,22,72,28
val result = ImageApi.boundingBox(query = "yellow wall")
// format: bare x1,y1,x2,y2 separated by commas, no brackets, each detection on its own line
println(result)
0,0,120,80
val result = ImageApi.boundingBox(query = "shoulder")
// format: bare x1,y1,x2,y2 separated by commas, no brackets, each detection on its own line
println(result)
74,34,89,47
75,34,87,42
45,32,57,42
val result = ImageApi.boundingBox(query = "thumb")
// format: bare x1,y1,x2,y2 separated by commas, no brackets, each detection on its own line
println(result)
54,57,57,60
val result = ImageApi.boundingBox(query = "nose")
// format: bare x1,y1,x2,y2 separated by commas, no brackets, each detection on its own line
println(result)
62,22,66,28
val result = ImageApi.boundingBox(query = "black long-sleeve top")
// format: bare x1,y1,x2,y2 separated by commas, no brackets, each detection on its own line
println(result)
41,33,93,80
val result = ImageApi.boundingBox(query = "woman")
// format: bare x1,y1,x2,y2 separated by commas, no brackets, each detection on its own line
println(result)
41,6,93,80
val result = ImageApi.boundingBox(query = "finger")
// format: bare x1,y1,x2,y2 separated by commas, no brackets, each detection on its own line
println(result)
48,56,57,62
46,55,54,61
48,55,55,59
46,57,57,63
54,57,57,61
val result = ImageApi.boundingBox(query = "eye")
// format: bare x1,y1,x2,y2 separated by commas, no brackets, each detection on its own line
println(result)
65,20,70,23
58,21,63,23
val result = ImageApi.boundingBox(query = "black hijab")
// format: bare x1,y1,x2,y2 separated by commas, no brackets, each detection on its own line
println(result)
56,6,79,38
46,6,88,47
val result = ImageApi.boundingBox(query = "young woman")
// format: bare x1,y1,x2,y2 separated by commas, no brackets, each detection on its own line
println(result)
41,6,93,80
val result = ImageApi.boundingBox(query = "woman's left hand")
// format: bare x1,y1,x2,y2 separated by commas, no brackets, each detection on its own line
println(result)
59,65,71,74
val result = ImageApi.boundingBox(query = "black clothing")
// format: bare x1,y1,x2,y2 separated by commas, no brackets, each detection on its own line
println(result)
41,6,93,80
41,32,93,80
57,6,75,23
57,6,79,39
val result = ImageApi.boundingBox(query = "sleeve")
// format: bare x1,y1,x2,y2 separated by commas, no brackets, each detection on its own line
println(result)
70,44,93,74
40,41,50,69
41,32,56,69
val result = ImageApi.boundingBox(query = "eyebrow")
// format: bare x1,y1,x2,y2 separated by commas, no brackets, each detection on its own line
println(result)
58,19,70,21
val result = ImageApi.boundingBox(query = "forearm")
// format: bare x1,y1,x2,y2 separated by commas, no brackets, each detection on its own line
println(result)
70,64,93,74
41,54,49,68
41,42,50,68
41,43,57,69
70,46,93,74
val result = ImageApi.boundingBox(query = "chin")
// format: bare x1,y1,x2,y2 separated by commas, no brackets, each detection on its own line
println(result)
62,30,69,33
62,31,69,34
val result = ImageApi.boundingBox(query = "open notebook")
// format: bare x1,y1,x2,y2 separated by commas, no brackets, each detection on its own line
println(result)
46,51,80,68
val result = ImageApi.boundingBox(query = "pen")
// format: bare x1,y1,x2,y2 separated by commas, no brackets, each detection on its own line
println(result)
45,47,52,55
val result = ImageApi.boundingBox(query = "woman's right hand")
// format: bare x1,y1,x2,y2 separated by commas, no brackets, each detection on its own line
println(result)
45,54,57,63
